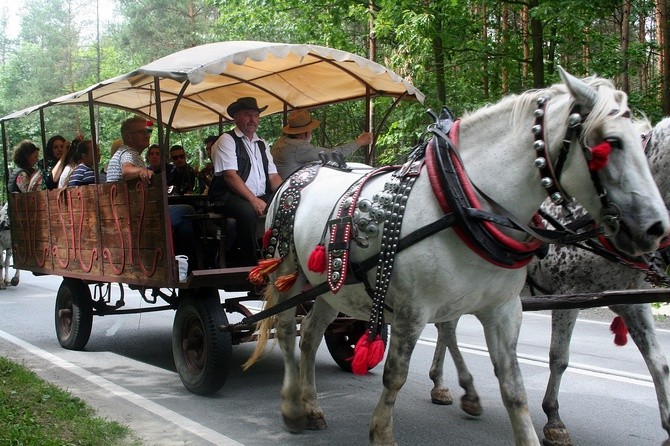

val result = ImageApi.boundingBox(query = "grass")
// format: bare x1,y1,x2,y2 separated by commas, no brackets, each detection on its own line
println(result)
0,356,141,446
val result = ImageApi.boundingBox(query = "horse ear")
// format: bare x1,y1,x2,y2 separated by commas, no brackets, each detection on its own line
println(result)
558,66,597,111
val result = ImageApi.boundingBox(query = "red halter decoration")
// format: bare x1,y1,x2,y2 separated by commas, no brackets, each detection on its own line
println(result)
588,141,612,171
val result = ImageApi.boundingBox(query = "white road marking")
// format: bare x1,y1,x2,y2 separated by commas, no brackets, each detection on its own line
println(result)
0,329,245,446
417,337,654,387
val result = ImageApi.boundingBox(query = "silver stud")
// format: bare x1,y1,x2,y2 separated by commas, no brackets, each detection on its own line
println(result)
537,96,548,106
532,124,542,134
568,113,581,127
534,108,545,118
550,192,564,204
533,140,545,151
534,157,547,168
541,177,554,188
358,199,372,212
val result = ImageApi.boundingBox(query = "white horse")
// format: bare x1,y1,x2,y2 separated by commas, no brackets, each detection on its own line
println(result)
427,117,670,445
0,203,20,289
246,68,670,446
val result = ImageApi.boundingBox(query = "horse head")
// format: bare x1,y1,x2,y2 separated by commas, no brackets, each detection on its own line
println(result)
542,68,669,256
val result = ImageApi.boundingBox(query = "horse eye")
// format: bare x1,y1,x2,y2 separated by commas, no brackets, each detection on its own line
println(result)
606,138,622,150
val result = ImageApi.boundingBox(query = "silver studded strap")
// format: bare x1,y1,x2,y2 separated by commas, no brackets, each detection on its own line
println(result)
369,173,417,337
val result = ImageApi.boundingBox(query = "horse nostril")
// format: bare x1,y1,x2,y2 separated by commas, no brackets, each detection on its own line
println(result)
647,221,668,239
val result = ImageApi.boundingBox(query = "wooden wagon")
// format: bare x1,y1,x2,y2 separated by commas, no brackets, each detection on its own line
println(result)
0,41,424,395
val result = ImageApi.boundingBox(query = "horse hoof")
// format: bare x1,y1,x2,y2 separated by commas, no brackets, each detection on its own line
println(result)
542,426,573,446
283,414,307,434
306,415,327,430
10,278,18,286
430,387,454,405
460,396,483,417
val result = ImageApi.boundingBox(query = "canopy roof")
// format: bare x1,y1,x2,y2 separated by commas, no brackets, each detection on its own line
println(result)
1,41,424,132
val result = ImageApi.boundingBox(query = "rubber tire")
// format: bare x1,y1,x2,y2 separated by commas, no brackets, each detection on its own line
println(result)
55,278,93,350
172,290,232,395
325,319,389,373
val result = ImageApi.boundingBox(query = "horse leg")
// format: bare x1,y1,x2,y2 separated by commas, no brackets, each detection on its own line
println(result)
9,249,19,286
272,274,309,433
479,298,540,446
431,320,483,415
0,249,6,290
298,297,339,430
370,306,426,446
541,309,579,446
429,321,454,405
613,304,670,441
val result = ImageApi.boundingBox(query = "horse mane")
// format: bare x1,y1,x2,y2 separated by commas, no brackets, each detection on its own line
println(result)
460,75,630,148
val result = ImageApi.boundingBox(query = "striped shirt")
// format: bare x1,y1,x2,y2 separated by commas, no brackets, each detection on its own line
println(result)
68,163,95,186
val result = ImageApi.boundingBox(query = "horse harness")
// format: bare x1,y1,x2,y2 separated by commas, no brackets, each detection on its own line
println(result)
243,99,613,330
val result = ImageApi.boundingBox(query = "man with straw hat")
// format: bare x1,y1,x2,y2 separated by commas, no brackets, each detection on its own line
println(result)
209,96,282,266
271,109,373,179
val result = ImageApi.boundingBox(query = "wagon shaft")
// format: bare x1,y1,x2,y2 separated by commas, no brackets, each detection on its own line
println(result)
521,288,670,311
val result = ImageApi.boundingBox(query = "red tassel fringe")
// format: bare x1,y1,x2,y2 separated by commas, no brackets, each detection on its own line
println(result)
610,315,628,346
262,228,272,250
248,258,281,285
274,271,298,292
351,330,386,375
307,244,327,273
588,141,611,171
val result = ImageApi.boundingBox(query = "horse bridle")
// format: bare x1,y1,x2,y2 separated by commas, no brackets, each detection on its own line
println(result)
532,96,628,236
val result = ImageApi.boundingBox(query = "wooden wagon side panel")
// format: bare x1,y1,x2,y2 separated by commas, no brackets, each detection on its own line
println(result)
9,191,51,270
8,177,176,287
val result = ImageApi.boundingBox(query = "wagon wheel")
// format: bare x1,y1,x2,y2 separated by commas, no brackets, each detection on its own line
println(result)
324,318,389,373
172,290,232,395
54,278,93,350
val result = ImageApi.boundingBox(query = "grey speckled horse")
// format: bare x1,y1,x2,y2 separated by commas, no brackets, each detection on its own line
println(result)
428,117,670,446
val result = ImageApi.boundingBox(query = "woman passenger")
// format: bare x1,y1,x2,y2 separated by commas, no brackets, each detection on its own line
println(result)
36,135,66,190
8,141,40,193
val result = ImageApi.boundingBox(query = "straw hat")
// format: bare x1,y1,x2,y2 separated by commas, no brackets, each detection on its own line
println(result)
227,97,268,118
282,109,320,134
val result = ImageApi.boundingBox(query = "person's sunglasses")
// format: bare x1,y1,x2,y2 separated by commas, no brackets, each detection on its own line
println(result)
171,154,185,161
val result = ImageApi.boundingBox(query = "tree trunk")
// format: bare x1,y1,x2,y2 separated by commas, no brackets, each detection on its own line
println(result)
529,0,544,87
620,0,631,93
659,0,670,114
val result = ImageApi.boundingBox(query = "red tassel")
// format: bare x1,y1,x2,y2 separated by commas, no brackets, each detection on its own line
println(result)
262,228,272,250
351,330,386,375
307,244,327,273
610,316,628,346
588,141,611,171
274,271,298,292
248,258,281,285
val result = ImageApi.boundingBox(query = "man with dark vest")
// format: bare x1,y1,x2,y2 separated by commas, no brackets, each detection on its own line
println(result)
209,97,282,266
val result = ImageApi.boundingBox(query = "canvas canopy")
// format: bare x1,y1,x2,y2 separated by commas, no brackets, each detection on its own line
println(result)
0,41,424,132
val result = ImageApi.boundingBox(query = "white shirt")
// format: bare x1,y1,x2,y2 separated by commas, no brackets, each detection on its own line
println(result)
212,128,278,197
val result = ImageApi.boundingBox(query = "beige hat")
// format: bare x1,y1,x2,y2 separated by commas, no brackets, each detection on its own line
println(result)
282,109,321,134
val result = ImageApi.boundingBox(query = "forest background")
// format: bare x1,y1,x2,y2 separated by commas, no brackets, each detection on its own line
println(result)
0,0,669,185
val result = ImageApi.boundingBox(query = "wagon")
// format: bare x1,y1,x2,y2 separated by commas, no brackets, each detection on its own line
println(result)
0,41,424,395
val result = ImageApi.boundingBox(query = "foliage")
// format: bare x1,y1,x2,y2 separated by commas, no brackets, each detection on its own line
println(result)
0,356,139,445
0,0,668,172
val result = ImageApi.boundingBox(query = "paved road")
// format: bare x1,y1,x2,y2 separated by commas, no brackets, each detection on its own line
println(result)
0,271,668,445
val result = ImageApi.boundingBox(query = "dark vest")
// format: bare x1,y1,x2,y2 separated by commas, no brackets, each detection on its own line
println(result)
208,130,271,204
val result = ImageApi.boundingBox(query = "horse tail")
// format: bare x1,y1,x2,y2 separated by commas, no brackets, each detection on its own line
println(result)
242,284,277,370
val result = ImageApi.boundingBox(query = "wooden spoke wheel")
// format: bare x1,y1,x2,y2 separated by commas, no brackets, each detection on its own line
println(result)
54,278,93,350
172,290,232,395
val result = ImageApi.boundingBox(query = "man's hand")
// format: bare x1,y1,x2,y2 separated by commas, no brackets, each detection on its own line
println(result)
250,196,267,216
